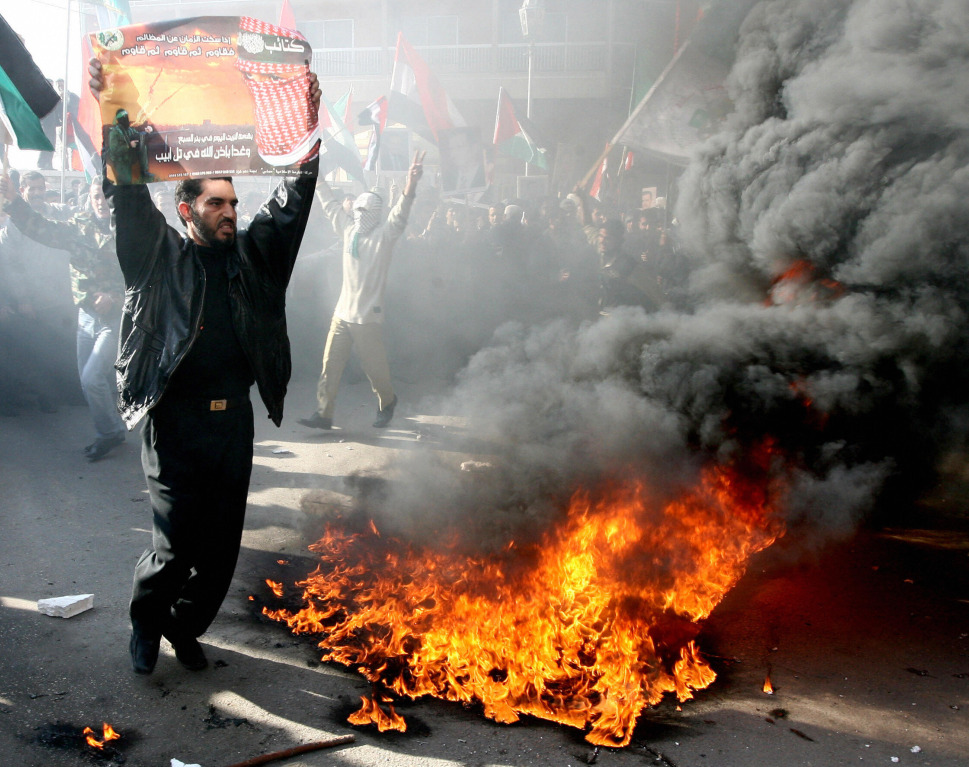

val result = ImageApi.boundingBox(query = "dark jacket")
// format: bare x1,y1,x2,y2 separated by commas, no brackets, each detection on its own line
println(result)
1,195,122,312
104,162,318,428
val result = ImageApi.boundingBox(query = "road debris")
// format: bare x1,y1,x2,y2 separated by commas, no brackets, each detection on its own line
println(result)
36,594,93,618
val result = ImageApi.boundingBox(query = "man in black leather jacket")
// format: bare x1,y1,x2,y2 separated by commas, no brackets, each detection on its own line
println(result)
89,58,321,675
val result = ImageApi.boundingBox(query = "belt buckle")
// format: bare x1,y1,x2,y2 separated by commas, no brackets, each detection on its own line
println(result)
210,399,228,411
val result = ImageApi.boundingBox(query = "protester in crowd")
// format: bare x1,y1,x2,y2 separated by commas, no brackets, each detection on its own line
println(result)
89,57,322,675
0,204,58,415
0,170,127,457
596,217,643,313
300,151,425,431
0,171,108,414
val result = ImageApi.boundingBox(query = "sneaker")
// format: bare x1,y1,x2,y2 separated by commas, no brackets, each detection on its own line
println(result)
298,413,333,429
130,630,161,675
86,434,125,461
373,395,397,428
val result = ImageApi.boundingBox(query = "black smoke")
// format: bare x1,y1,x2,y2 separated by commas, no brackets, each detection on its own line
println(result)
353,0,969,547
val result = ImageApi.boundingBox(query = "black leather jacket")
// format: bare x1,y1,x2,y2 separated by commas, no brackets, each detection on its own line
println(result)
104,162,318,428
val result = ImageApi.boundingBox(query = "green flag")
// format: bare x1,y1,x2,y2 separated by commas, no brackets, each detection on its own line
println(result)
492,87,549,170
0,65,54,152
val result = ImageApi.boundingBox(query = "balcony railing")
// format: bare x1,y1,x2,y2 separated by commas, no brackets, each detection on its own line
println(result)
312,42,616,80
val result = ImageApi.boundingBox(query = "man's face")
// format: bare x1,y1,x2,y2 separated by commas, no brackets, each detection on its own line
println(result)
591,207,607,227
597,227,619,257
488,206,502,226
184,179,238,247
89,184,109,219
22,177,47,210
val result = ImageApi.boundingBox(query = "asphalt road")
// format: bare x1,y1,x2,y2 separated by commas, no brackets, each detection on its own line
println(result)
1,376,967,767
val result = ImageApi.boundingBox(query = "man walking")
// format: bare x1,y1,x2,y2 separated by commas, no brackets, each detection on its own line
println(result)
89,58,321,674
300,150,424,431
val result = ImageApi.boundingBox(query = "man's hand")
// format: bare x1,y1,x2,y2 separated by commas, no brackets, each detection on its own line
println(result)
403,150,426,198
88,57,103,102
308,72,321,114
0,174,15,203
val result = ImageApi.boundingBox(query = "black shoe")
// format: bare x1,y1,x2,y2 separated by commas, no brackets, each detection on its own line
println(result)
168,635,208,671
298,412,333,429
130,630,160,675
373,395,397,428
85,434,125,461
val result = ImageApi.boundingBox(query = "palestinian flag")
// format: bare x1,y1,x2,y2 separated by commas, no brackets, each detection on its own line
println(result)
358,96,387,171
278,0,296,30
493,86,549,171
66,112,99,180
0,14,59,152
319,92,366,187
388,32,464,143
589,154,608,201
333,86,352,129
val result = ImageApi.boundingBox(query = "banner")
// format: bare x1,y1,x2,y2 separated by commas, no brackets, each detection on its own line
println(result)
608,0,757,166
90,16,320,184
438,126,487,196
611,38,731,165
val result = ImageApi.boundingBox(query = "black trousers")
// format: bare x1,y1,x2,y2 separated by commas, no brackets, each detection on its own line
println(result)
129,397,254,639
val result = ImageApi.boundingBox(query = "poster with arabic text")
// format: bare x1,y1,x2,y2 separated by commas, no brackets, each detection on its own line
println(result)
90,16,320,184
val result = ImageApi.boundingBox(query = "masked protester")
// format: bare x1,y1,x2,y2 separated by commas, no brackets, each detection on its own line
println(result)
107,108,153,185
300,151,425,431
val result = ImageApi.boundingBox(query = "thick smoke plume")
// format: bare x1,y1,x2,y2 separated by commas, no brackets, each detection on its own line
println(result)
359,0,969,549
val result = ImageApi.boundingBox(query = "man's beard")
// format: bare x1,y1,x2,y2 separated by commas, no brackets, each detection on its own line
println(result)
190,207,236,248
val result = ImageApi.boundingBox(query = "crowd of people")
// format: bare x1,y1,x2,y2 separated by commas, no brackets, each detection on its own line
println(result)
289,181,692,388
0,57,692,676
1,165,693,422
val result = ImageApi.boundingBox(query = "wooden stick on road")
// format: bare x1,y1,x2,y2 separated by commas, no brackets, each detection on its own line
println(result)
223,734,356,767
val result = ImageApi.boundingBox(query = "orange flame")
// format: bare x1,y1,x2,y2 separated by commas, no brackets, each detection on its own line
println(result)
768,259,844,306
267,443,786,746
347,696,407,732
83,722,120,749
265,579,284,597
763,674,774,694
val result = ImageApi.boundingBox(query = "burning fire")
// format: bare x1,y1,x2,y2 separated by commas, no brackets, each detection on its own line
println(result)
83,722,120,749
763,674,774,694
347,694,407,732
266,444,786,746
768,259,844,306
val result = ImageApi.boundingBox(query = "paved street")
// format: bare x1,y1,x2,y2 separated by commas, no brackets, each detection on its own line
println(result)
1,376,967,767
